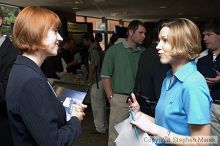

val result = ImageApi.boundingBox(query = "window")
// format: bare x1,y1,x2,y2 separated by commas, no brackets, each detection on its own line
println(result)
75,15,129,49
0,4,20,38
108,20,119,32
123,21,129,27
87,17,104,31
76,15,85,22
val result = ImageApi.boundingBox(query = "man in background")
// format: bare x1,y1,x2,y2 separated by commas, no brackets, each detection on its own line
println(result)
101,20,146,146
0,7,18,146
134,19,169,117
88,33,107,134
197,20,220,145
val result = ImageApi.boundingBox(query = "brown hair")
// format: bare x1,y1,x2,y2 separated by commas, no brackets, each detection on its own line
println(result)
163,18,201,60
202,20,220,35
128,20,145,33
13,6,61,53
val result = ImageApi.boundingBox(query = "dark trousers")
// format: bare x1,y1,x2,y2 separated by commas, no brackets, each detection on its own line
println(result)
0,102,13,146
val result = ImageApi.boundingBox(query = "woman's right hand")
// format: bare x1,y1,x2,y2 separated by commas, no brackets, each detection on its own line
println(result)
71,103,87,121
129,93,140,114
130,112,162,136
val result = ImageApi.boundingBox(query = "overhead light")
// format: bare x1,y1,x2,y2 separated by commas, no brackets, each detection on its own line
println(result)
110,12,120,17
94,0,105,2
75,0,83,4
110,11,127,17
72,7,79,10
159,6,167,9
193,17,199,19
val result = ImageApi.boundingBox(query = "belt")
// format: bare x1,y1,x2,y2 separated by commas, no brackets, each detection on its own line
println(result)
117,93,130,96
115,93,131,103
213,100,220,105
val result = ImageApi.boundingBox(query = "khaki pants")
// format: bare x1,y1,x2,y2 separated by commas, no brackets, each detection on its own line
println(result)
90,81,108,133
108,94,129,146
211,103,220,146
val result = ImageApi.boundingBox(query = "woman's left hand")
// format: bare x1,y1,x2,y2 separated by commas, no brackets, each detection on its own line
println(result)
129,93,140,114
74,102,87,112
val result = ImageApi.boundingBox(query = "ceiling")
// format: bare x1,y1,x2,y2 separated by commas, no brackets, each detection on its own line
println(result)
1,0,220,22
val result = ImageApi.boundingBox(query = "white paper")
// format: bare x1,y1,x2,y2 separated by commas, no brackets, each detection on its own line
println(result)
63,97,82,121
115,117,156,146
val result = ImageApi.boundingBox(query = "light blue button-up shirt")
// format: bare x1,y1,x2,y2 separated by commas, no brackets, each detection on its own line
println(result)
155,61,212,146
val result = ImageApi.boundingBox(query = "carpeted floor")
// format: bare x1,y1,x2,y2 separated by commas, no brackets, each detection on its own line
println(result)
74,105,109,146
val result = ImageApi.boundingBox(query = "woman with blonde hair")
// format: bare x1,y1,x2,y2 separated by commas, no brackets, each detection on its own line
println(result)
130,18,212,146
6,6,86,146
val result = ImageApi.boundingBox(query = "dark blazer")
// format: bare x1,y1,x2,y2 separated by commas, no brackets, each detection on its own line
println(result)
6,55,82,146
134,43,169,117
0,37,18,146
0,37,18,104
197,51,220,101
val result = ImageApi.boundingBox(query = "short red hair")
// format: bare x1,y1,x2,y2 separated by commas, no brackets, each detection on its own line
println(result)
13,6,61,53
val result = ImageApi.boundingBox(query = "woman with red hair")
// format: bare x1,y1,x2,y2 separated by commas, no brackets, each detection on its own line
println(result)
6,6,86,146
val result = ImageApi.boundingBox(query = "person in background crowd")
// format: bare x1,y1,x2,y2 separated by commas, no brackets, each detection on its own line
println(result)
60,38,81,74
130,18,212,146
197,20,220,145
6,6,86,146
88,33,104,83
88,33,108,134
101,20,146,146
106,33,118,50
134,19,170,117
81,33,95,80
41,54,64,79
0,7,18,146
113,27,128,45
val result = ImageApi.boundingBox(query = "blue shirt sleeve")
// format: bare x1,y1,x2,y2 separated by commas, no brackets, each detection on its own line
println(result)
182,82,212,124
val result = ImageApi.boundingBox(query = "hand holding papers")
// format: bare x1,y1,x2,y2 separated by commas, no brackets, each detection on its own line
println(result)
63,98,87,121
130,112,159,136
129,93,161,137
114,92,155,146
71,101,87,121
114,117,156,146
52,82,88,121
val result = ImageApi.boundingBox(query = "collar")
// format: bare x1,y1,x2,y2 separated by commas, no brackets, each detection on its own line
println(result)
0,35,6,47
208,50,219,61
15,55,47,80
167,60,197,83
121,40,143,52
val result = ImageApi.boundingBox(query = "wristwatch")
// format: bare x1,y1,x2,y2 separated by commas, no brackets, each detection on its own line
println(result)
108,95,113,100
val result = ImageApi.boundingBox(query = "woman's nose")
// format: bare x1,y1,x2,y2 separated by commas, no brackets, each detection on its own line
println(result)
156,42,161,50
58,33,63,41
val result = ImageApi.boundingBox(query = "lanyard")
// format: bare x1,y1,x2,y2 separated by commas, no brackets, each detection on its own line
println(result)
47,81,57,97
